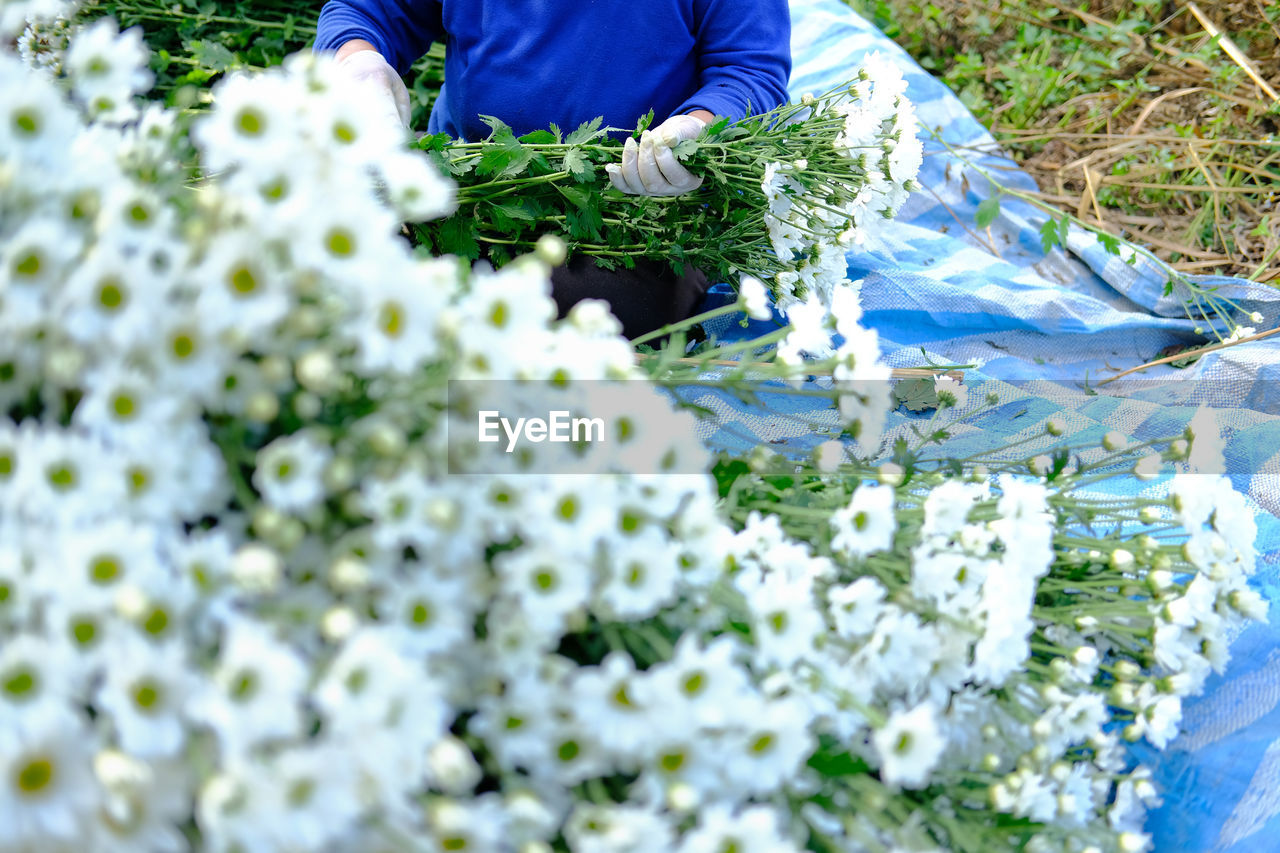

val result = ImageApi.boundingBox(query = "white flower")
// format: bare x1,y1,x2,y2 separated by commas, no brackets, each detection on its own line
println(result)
95,637,193,758
873,703,946,788
1185,407,1225,474
187,619,308,757
0,705,100,849
252,430,331,514
813,439,845,472
1133,452,1162,480
737,275,773,320
678,803,802,853
63,19,152,121
830,483,896,559
934,375,967,408
776,293,831,364
827,576,887,638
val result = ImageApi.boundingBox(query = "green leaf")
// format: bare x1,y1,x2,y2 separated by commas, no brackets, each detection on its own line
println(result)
519,129,558,144
566,116,604,145
975,196,1001,228
1096,231,1121,256
436,215,480,261
187,39,236,72
415,132,453,153
557,185,593,209
711,458,751,499
477,114,514,142
563,149,592,180
704,115,732,138
566,204,605,240
488,200,537,221
476,145,515,177
1039,217,1063,254
893,378,938,412
549,122,563,143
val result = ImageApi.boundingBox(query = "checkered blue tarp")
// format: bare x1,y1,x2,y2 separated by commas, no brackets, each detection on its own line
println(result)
686,2,1280,848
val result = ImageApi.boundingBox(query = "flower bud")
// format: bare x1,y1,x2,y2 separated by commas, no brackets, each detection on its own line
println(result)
296,349,339,393
989,782,1014,811
320,606,357,643
427,735,483,795
293,391,322,420
1139,506,1161,524
878,462,904,486
1075,615,1099,633
368,422,405,457
231,544,281,593
1110,682,1136,707
534,234,567,267
244,391,279,423
1029,455,1052,476
1118,832,1149,853
1045,416,1065,436
1102,430,1126,451
1110,548,1135,571
329,555,370,592
1072,646,1097,667
259,355,290,385
252,506,285,539
323,456,356,492
666,782,699,812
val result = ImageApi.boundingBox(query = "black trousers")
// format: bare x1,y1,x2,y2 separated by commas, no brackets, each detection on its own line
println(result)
548,255,710,341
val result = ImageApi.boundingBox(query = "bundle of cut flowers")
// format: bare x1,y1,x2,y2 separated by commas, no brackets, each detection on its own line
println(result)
0,5,1268,852
411,58,921,314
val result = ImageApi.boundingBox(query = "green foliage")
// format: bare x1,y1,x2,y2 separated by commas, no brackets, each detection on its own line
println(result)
409,96,848,283
77,0,445,115
892,378,938,413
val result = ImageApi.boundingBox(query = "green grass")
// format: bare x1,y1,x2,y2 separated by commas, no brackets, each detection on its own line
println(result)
843,0,1280,283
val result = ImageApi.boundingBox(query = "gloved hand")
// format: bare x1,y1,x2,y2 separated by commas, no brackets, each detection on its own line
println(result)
606,113,707,197
335,49,412,128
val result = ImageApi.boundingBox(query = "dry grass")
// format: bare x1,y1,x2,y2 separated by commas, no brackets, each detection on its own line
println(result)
856,0,1280,282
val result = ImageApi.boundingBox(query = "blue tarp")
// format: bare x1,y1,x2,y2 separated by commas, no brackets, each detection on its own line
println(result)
691,2,1280,848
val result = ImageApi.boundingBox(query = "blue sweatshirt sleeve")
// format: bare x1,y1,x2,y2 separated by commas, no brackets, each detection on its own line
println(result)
314,0,442,75
675,0,792,121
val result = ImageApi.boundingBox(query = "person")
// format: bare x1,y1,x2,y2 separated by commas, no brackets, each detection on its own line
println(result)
313,1,791,339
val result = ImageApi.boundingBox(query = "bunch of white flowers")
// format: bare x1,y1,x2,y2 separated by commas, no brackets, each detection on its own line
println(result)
762,53,922,312
0,8,1266,853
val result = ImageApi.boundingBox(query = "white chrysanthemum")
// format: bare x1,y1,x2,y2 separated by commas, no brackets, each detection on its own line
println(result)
873,703,945,789
187,620,309,757
63,18,152,121
0,705,100,849
827,576,888,639
830,483,896,559
95,637,194,759
738,275,773,320
252,430,331,514
678,803,803,853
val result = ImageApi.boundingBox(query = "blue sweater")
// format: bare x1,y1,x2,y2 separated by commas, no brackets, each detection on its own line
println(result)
314,0,791,142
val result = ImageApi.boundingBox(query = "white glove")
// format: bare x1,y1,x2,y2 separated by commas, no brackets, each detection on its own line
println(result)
335,49,412,128
606,113,706,196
